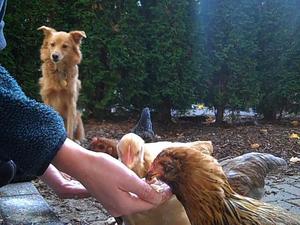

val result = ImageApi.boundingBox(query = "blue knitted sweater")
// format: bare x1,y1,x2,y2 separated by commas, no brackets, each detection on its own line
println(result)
0,66,67,177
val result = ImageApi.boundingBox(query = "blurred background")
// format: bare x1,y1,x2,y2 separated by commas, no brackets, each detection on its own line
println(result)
1,0,300,124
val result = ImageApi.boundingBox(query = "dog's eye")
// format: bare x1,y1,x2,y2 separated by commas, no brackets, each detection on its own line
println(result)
50,42,55,47
62,44,68,48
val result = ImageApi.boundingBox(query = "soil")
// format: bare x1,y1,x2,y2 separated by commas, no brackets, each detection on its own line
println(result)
33,118,300,225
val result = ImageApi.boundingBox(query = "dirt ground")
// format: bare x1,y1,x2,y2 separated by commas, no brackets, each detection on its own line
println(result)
34,118,300,224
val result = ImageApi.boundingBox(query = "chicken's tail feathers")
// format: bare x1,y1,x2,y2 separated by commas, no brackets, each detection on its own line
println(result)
241,152,288,174
220,152,288,180
250,153,287,174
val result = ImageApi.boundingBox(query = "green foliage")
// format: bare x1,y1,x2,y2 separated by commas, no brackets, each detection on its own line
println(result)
1,0,300,122
200,0,260,123
0,0,203,121
140,0,203,120
0,1,47,98
256,0,300,119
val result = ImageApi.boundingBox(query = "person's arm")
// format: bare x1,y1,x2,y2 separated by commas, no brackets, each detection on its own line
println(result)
0,66,67,177
52,138,172,216
0,68,171,215
39,164,90,199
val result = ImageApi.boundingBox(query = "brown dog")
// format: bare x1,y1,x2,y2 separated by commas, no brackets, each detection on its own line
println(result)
38,26,86,142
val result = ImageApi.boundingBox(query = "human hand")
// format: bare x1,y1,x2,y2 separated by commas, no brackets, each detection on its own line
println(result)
40,164,90,199
82,152,172,216
52,139,172,216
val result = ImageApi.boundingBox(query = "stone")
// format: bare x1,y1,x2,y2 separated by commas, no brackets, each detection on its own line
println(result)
0,182,63,225
0,182,39,197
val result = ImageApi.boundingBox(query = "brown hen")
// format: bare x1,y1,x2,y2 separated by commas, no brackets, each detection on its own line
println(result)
117,133,213,225
146,147,300,225
89,137,118,159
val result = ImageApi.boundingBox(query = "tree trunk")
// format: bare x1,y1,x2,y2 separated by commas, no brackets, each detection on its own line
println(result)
156,101,172,123
262,109,277,121
215,105,225,125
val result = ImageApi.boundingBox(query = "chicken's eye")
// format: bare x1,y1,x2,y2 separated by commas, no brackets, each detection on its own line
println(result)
163,163,173,173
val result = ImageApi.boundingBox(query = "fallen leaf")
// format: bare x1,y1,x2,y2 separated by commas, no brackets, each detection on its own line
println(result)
289,133,300,139
250,143,260,149
203,117,215,125
290,157,300,163
196,103,205,109
260,129,268,135
291,120,299,127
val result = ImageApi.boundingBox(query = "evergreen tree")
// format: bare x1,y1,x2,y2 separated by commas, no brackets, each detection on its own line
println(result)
201,0,260,124
0,1,57,98
282,0,300,114
257,0,300,120
4,0,299,122
141,0,202,121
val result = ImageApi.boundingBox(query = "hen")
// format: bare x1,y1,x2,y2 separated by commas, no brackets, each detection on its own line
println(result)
131,107,155,142
89,107,155,158
117,133,213,177
146,146,300,225
118,133,213,225
117,133,286,199
89,137,118,159
219,152,287,200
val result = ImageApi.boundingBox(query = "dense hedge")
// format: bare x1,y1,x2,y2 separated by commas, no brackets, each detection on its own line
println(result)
0,0,299,122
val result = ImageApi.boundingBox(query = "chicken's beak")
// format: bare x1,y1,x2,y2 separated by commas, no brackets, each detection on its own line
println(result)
145,164,162,184
145,171,156,183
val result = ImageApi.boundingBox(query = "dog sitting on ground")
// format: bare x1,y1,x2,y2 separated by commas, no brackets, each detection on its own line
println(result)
38,26,86,142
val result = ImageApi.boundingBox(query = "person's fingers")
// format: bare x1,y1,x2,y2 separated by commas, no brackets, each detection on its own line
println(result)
56,182,91,199
95,155,164,205
121,176,172,205
66,187,90,199
57,190,90,199
104,190,158,217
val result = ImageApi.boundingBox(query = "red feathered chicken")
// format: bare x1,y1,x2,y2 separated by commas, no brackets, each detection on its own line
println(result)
118,133,212,225
146,146,300,225
89,137,118,159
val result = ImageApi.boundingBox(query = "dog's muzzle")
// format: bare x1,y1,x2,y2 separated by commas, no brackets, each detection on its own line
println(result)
51,53,60,62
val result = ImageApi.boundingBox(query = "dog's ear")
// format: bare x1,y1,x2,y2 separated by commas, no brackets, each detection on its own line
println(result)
69,31,87,45
38,26,56,37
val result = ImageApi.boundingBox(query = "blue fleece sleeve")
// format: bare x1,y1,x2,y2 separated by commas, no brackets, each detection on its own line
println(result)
0,66,67,176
